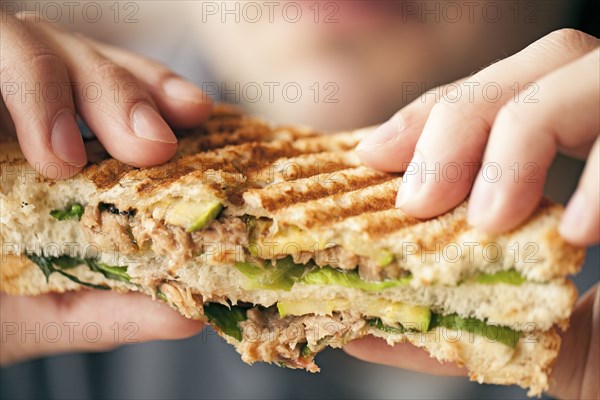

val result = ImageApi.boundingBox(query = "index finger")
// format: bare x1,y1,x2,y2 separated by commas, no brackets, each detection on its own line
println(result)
468,49,599,234
1,15,86,179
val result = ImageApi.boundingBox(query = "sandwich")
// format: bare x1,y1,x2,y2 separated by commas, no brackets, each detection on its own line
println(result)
0,104,584,396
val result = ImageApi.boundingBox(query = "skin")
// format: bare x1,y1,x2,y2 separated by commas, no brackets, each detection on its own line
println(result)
0,4,598,398
0,291,203,366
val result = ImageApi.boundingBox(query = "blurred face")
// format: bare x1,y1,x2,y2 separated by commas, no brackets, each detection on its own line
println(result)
192,0,578,129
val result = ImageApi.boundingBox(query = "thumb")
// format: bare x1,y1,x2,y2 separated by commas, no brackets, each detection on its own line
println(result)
0,291,203,365
548,284,599,399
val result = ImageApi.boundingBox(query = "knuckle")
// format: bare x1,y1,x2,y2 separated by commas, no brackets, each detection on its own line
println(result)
91,58,132,83
154,70,179,88
1,44,65,84
15,11,54,28
496,103,526,128
541,29,598,53
429,96,462,117
15,10,43,22
81,57,150,106
26,50,65,71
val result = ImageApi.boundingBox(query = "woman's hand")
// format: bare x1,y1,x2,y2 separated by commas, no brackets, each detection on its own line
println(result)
349,29,599,398
355,29,599,247
0,12,208,365
0,291,203,366
1,11,212,179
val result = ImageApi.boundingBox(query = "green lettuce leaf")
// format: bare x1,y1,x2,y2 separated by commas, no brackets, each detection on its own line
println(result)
368,318,406,334
84,259,131,282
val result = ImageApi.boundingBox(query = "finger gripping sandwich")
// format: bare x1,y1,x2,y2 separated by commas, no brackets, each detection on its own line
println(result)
0,105,584,396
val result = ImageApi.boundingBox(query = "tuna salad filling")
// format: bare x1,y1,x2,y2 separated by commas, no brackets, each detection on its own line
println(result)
204,302,522,370
51,202,529,285
29,200,532,369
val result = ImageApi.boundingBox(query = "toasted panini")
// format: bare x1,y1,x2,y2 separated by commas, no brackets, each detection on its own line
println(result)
0,104,584,396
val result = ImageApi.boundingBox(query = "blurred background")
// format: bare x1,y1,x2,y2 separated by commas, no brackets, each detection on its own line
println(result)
1,1,598,398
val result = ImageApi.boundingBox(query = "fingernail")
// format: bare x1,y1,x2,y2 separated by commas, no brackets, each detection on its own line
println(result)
163,77,208,103
467,184,495,227
131,104,177,144
559,191,586,238
396,151,423,208
51,109,87,167
356,115,404,152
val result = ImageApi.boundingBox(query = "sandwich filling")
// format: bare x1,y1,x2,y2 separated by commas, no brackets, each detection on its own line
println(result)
53,201,531,285
29,201,550,362
33,200,529,350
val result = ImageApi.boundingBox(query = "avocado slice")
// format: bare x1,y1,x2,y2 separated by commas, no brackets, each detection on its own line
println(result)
234,257,305,291
278,298,431,332
250,219,329,257
277,298,350,317
300,266,411,291
235,259,412,292
375,250,395,267
475,269,526,285
164,200,223,232
430,313,521,348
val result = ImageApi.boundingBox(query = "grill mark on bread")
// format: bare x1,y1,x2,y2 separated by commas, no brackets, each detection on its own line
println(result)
84,159,134,190
350,209,422,237
244,167,392,212
180,124,274,153
130,142,302,195
82,112,368,196
253,152,361,185
274,178,401,228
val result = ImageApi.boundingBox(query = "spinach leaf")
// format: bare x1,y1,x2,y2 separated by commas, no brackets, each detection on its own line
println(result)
26,254,110,290
49,204,84,221
368,318,406,334
203,303,247,341
84,259,131,282
430,313,521,348
156,290,169,302
26,254,131,289
52,255,83,269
